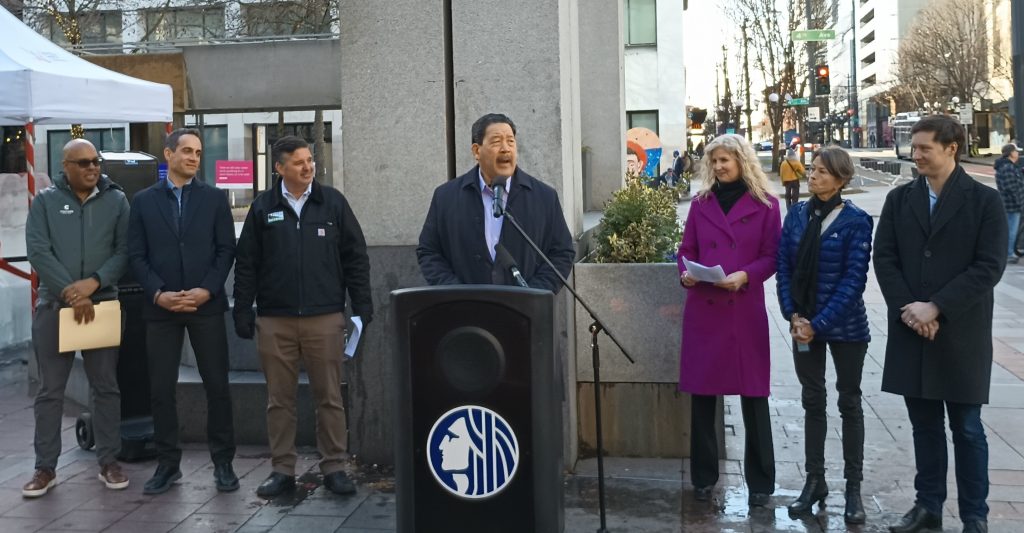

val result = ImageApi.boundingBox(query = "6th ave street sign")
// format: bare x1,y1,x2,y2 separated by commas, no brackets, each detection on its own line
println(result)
792,29,836,41
788,98,809,106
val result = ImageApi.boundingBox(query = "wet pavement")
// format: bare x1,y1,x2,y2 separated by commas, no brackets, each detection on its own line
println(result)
1,172,1023,531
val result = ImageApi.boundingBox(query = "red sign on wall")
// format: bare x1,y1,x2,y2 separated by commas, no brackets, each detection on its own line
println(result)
215,160,253,189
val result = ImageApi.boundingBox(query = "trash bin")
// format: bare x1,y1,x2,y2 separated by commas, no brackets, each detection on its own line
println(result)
75,152,159,462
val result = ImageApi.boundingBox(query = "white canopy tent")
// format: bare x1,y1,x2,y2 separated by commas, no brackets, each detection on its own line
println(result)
0,5,173,302
0,6,173,126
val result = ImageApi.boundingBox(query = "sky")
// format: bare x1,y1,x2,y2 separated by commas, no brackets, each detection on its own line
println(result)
684,2,735,110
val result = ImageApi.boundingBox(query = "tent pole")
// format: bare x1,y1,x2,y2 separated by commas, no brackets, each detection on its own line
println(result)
25,120,38,311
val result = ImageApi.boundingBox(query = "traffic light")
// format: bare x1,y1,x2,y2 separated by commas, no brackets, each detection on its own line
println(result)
814,65,830,95
688,108,707,129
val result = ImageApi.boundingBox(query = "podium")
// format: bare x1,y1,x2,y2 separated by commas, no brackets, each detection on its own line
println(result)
392,285,563,533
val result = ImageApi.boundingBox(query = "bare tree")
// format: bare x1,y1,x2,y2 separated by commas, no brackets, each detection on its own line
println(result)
894,0,994,106
724,0,801,171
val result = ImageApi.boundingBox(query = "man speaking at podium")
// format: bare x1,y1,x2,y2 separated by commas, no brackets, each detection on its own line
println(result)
417,113,575,291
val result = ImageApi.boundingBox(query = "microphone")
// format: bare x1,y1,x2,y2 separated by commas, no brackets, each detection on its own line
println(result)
491,175,508,218
495,244,528,288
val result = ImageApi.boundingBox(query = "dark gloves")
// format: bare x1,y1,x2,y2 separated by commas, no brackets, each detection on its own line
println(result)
234,308,255,339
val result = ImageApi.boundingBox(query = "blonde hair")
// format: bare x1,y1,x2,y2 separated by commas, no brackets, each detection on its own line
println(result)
694,134,775,206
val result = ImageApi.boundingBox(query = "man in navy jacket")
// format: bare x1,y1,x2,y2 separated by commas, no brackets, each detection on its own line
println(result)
417,113,575,291
127,128,238,495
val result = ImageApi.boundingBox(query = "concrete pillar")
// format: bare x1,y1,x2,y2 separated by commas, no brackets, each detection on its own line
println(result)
339,0,448,465
451,0,583,236
578,0,626,212
340,0,583,466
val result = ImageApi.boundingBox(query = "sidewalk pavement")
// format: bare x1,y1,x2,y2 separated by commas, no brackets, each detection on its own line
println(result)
1,180,1023,532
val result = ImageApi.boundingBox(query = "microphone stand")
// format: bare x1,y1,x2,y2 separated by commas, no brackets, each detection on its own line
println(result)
498,203,634,533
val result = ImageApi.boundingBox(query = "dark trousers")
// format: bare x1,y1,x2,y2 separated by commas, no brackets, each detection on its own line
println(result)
904,397,989,523
32,301,121,469
784,181,800,208
147,313,235,468
793,340,867,481
690,394,775,493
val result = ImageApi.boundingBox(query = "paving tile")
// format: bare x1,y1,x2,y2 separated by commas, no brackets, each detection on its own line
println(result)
120,501,205,523
169,512,251,533
42,509,128,531
268,515,345,532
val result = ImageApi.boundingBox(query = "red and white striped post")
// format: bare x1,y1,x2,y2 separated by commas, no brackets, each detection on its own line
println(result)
25,120,38,309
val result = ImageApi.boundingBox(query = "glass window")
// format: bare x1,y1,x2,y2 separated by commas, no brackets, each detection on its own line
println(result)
145,7,225,42
242,1,333,37
626,0,656,46
47,11,122,45
628,110,659,134
46,128,125,178
194,125,228,184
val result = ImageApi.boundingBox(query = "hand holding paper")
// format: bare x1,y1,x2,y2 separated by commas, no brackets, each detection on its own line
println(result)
345,316,363,358
681,257,727,283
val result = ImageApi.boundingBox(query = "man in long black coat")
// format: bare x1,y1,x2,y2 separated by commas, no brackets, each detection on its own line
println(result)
874,115,1007,533
417,113,575,292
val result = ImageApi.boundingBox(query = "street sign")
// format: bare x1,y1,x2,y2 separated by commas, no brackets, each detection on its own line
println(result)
792,29,836,41
807,107,821,122
788,98,809,106
958,105,974,125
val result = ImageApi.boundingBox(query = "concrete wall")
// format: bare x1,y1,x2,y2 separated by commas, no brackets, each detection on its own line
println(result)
340,0,583,466
579,0,626,212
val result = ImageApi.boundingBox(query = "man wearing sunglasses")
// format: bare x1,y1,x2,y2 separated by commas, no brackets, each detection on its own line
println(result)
127,128,239,495
23,139,131,497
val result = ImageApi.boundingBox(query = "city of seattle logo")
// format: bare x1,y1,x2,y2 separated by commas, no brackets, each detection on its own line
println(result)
426,405,519,499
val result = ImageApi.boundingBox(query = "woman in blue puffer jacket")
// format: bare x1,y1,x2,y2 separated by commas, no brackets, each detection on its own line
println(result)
776,146,873,524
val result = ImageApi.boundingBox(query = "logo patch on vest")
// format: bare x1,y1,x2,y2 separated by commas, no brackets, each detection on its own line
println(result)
266,211,284,224
59,204,74,215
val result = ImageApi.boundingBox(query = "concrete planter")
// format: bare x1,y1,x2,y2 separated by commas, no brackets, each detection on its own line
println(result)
572,262,722,459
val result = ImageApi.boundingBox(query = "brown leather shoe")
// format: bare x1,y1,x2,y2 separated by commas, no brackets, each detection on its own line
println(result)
98,462,129,490
22,468,56,498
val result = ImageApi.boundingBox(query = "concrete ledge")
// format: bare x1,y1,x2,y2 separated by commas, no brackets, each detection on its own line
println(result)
175,366,321,447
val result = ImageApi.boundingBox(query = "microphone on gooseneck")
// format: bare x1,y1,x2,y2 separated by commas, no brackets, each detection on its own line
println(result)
495,243,529,288
491,175,508,218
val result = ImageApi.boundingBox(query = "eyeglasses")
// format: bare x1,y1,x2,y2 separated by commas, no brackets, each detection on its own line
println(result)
65,158,103,169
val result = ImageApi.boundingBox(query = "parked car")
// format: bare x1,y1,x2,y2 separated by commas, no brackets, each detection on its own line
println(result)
755,139,774,151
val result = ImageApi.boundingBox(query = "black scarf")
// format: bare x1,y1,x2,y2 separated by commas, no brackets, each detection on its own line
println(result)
791,193,844,317
712,179,748,215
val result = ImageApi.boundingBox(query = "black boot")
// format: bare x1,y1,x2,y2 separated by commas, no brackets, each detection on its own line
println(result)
787,474,828,515
844,481,866,524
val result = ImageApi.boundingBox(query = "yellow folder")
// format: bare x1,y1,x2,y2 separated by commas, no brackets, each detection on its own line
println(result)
58,300,122,353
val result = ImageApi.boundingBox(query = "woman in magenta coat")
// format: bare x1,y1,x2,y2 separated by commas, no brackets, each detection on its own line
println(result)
677,134,782,508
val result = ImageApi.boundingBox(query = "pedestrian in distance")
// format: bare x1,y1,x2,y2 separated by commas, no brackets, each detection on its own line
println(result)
677,133,781,509
126,128,239,495
874,114,1006,533
776,146,872,524
780,149,805,208
233,136,373,498
994,143,1024,264
23,139,131,497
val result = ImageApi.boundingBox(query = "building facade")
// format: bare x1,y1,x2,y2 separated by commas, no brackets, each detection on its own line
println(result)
624,0,687,170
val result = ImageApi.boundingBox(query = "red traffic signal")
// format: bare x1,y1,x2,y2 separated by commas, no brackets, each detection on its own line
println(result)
816,65,829,78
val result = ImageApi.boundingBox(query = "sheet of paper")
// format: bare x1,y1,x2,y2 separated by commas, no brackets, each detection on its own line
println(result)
58,300,122,352
345,316,363,358
681,256,727,283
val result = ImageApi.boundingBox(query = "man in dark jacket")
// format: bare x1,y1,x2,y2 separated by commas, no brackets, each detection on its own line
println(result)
23,139,130,497
994,143,1024,263
874,115,1006,533
127,128,238,495
233,136,372,498
417,113,575,291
